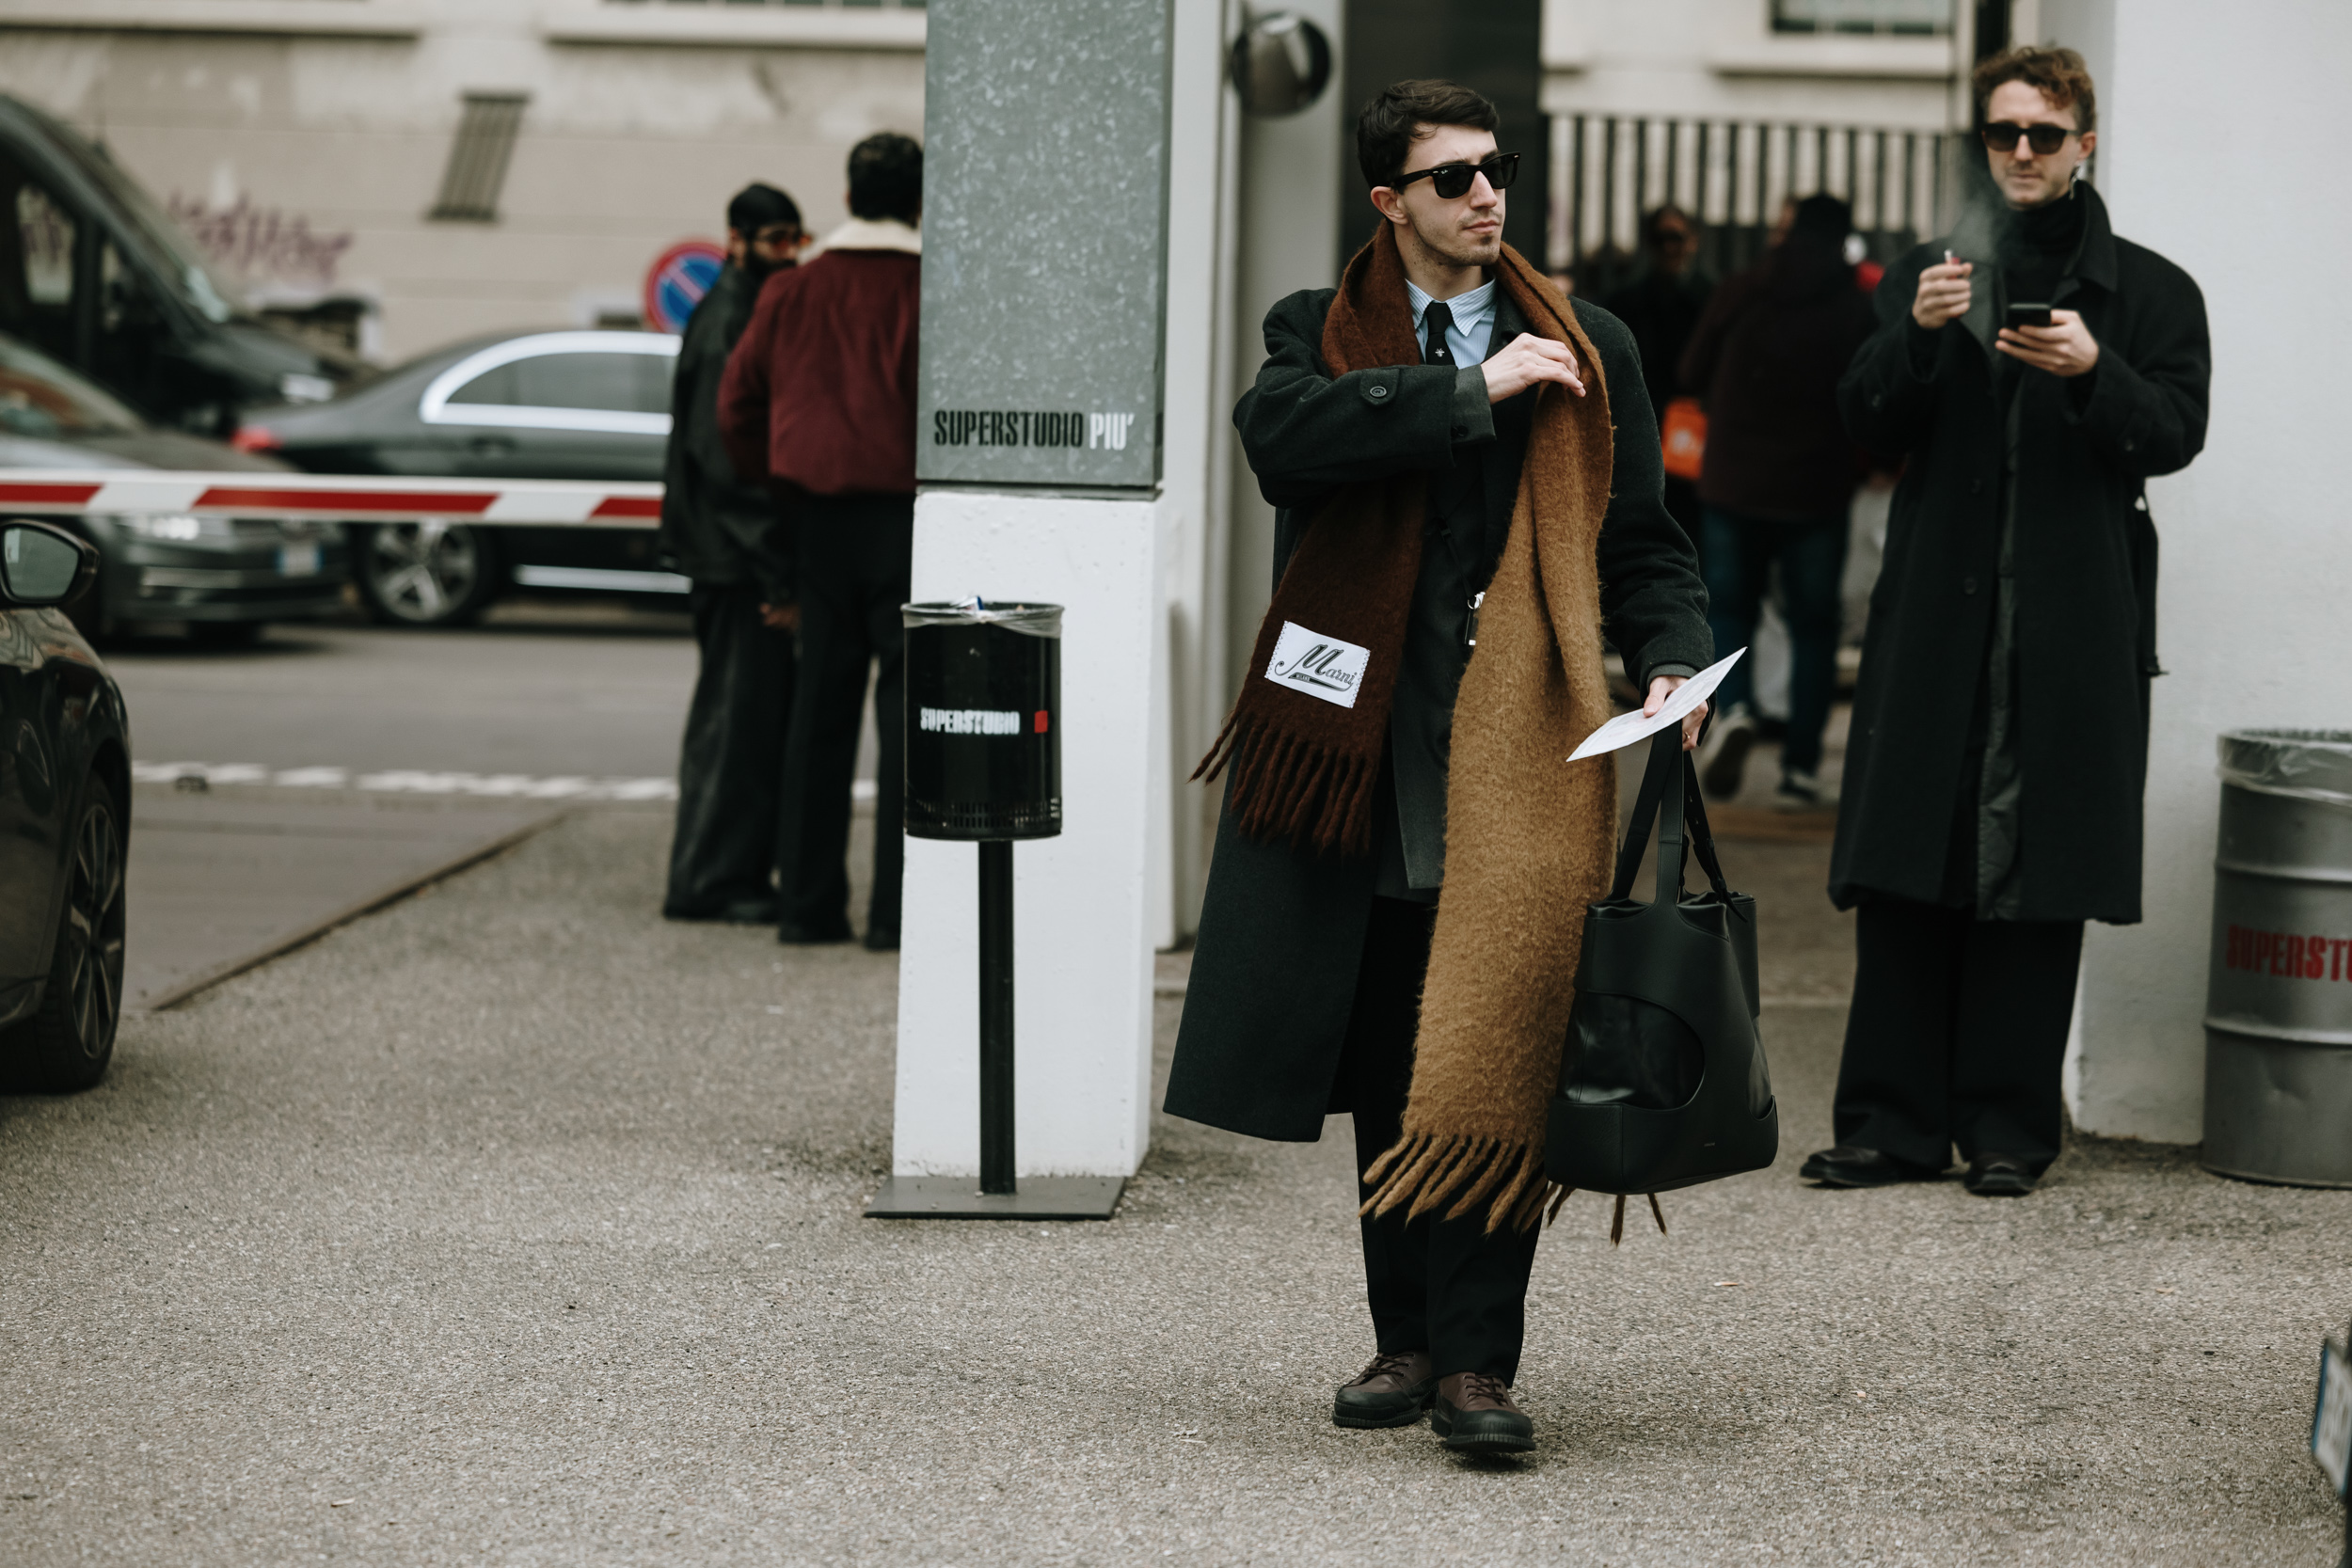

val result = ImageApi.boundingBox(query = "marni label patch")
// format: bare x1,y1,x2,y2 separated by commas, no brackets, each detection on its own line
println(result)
1263,621,1371,708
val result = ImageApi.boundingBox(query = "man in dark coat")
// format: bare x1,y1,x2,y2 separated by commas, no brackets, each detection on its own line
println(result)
719,134,923,952
1601,203,1711,534
1678,194,1876,809
660,182,805,924
1816,48,2209,1196
1164,81,1710,1455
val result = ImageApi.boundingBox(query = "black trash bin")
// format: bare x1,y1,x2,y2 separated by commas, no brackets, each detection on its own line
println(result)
901,599,1061,842
865,599,1118,1223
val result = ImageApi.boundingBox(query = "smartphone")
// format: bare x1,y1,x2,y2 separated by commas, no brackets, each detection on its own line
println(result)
2006,302,2053,330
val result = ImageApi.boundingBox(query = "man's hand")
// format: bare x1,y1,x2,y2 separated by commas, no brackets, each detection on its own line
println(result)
758,601,800,632
1912,258,1973,330
1995,309,2100,377
1481,333,1586,403
1645,674,1708,752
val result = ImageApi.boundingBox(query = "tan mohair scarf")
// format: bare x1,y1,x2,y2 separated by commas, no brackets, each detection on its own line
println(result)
1200,227,1620,1233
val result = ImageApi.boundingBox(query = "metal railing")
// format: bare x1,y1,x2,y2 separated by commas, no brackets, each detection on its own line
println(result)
1552,113,1961,295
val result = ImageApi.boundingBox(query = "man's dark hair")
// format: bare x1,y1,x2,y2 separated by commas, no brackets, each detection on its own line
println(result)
847,133,925,224
1641,203,1695,250
1972,45,2097,135
1355,79,1500,191
726,182,802,238
1790,194,1851,241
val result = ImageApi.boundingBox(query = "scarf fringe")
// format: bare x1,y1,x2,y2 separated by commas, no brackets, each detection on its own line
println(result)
1359,1133,1549,1235
1192,711,1378,856
1539,1187,1671,1244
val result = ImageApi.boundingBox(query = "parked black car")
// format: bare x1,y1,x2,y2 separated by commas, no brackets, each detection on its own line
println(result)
0,92,351,436
234,328,683,626
0,519,127,1090
0,332,348,643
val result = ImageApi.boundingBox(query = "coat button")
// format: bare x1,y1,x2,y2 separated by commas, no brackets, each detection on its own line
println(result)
2122,436,2136,451
1870,394,1884,410
1968,478,1983,495
1369,384,1389,399
1963,576,1979,594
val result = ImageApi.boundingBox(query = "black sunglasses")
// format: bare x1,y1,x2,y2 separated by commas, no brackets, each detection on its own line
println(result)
1391,152,1521,200
1981,121,2076,155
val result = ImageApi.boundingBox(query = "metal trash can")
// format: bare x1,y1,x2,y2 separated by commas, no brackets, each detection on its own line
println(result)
2203,729,2352,1187
901,599,1061,842
866,597,1113,1221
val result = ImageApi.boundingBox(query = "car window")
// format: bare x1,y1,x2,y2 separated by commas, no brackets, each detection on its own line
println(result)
448,351,668,414
0,332,141,436
0,159,80,366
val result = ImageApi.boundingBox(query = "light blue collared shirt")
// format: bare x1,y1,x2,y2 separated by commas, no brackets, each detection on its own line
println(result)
1404,275,1499,367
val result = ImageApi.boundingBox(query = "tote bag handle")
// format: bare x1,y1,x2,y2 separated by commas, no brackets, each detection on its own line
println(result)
1608,727,1737,907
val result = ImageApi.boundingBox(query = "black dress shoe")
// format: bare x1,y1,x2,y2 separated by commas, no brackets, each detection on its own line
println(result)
1799,1145,1939,1188
1430,1371,1534,1454
1332,1350,1435,1429
862,927,900,953
778,919,855,945
1963,1154,2039,1196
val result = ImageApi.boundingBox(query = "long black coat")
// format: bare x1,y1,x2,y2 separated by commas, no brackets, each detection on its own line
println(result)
660,262,795,602
1164,290,1711,1142
1833,185,2209,924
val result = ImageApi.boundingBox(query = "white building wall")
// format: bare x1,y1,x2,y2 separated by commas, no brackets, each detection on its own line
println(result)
0,0,924,359
1540,0,1963,128
2067,0,2352,1142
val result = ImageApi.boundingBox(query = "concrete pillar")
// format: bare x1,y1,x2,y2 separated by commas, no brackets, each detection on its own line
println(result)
892,0,1230,1180
2063,0,2352,1141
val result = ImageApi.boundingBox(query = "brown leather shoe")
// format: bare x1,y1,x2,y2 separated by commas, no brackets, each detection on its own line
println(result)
1332,1350,1436,1429
1430,1371,1535,1453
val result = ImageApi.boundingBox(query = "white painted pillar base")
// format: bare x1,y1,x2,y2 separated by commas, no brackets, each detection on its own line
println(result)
889,488,1163,1178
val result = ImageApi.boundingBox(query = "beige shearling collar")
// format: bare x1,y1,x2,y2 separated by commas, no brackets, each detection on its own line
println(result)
814,217,922,257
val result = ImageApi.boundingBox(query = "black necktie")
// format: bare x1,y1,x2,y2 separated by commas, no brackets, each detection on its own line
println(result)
1422,301,1454,366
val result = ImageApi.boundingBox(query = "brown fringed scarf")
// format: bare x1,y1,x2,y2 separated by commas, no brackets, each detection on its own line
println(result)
1199,227,1622,1232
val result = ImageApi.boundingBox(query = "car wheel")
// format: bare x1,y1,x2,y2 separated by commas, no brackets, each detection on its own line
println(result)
2,775,127,1092
355,520,501,627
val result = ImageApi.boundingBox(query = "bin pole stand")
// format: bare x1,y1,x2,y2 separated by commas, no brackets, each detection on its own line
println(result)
862,837,1125,1222
977,839,1016,1196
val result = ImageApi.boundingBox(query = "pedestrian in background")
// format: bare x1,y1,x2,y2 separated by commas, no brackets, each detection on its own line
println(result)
1813,47,2210,1196
719,133,923,952
660,182,806,924
1601,203,1711,535
1166,80,1709,1457
1679,193,1875,810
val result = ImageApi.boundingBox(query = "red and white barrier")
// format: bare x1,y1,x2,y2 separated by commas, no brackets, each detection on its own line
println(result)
0,469,663,529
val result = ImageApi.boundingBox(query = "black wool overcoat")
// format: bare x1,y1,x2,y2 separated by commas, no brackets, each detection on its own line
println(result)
1833,185,2210,925
1164,289,1711,1143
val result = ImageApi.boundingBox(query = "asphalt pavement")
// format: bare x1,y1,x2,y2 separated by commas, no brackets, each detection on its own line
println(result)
2,620,2348,1565
104,602,876,1012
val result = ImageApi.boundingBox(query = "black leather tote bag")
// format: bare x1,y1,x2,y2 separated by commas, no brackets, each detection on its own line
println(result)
1546,727,1778,1199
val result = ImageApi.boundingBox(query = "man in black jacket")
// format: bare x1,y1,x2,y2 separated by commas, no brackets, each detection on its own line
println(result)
1816,48,2210,1196
660,183,805,924
1165,80,1710,1456
1678,194,1875,809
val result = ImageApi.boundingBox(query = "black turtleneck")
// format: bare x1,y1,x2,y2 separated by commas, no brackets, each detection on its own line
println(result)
1998,185,2086,309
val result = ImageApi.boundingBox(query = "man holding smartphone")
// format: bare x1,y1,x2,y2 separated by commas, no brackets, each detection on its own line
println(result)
1818,47,2211,1197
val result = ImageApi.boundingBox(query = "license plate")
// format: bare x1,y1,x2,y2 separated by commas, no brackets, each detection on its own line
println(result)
2316,1338,2352,1498
278,542,320,578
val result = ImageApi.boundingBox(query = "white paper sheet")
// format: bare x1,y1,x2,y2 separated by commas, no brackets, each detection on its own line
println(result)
1566,647,1746,762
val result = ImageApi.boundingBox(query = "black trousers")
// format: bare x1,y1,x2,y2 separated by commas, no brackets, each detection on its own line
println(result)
1332,897,1543,1384
664,581,795,918
1833,896,2085,1172
777,494,912,941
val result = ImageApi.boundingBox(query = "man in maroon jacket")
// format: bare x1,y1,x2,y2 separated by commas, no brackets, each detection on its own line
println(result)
720,132,922,950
